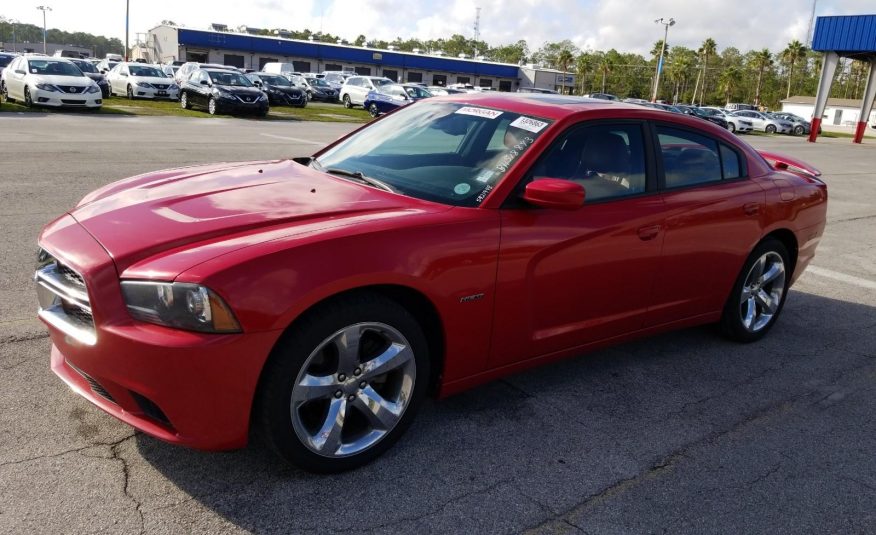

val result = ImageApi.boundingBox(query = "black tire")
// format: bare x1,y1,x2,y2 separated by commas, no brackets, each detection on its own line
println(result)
765,124,776,134
258,107,269,117
727,122,736,133
1,82,10,103
127,85,134,100
793,125,804,136
24,86,33,108
720,238,791,343
180,92,190,109
208,97,218,115
368,103,380,118
296,99,307,109
343,94,352,108
255,292,431,473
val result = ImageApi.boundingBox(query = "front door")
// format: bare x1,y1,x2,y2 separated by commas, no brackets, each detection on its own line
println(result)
490,122,665,368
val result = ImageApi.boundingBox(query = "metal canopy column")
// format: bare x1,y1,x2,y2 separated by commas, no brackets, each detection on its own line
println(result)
808,51,839,143
853,58,876,144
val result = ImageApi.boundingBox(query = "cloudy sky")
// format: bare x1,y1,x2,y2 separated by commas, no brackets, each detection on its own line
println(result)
2,0,870,54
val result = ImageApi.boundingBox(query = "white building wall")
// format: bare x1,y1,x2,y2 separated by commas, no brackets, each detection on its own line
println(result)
782,103,866,125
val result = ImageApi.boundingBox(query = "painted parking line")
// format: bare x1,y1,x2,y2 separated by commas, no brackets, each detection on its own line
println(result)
259,133,325,145
806,266,876,290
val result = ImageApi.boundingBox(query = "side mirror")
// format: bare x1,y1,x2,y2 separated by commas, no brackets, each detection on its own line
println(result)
522,178,584,210
253,81,262,87
120,73,128,77
200,80,210,86
15,69,27,75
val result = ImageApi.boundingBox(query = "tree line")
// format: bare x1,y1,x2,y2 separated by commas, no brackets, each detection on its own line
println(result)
0,19,124,59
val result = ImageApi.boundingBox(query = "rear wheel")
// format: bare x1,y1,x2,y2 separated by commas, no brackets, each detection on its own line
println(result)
208,97,218,115
368,103,380,118
721,238,790,343
765,124,776,134
255,293,430,473
343,94,352,108
793,125,804,136
24,86,33,108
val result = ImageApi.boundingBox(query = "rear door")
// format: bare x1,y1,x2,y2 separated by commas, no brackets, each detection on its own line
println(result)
490,121,666,367
645,124,765,326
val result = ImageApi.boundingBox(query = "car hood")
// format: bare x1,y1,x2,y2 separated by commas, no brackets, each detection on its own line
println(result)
83,72,105,82
215,85,262,97
133,76,175,85
34,74,92,87
70,160,440,273
267,85,302,95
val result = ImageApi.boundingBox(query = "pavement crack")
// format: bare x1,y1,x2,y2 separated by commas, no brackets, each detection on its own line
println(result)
109,434,145,535
0,332,49,345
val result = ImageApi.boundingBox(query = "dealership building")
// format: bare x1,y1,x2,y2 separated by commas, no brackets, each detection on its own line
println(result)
136,24,569,92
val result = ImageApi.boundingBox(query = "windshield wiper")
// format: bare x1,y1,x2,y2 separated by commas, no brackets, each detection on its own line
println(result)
322,167,396,193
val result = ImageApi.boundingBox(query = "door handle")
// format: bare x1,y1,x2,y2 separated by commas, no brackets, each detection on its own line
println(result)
637,224,661,241
743,202,761,216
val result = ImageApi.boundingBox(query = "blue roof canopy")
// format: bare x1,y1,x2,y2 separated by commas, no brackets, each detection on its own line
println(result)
811,15,876,54
178,29,519,78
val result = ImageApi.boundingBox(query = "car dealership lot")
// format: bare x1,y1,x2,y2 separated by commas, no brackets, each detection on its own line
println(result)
1,115,874,533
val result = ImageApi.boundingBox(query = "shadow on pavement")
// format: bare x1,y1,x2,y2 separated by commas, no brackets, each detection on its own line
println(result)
135,289,876,532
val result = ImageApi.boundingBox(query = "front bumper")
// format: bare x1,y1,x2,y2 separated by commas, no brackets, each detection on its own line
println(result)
216,95,269,115
132,86,179,99
38,215,281,450
268,91,306,106
33,88,102,108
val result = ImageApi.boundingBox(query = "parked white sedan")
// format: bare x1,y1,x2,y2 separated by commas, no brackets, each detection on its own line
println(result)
106,62,179,100
1,56,102,109
731,110,793,134
701,107,754,134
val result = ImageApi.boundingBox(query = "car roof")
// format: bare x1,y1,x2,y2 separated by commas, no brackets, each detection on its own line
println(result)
432,93,642,120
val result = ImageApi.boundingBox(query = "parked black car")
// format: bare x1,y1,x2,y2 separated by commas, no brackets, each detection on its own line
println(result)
69,58,110,98
676,105,730,129
180,68,268,116
304,76,339,102
245,72,307,107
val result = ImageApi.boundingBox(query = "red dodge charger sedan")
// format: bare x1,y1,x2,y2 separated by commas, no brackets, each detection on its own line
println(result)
35,94,827,472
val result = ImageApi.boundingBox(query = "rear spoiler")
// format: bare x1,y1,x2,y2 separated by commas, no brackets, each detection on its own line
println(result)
758,150,822,177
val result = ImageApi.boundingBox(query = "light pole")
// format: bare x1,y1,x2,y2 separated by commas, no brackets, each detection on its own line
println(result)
9,19,19,52
36,6,52,55
125,0,129,60
651,17,675,103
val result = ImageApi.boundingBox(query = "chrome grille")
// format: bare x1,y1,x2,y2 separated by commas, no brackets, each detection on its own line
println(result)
35,250,96,345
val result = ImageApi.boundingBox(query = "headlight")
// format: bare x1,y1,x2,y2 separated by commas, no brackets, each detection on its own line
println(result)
257,93,267,101
85,84,100,94
135,82,154,89
35,83,59,92
168,84,178,90
120,281,241,333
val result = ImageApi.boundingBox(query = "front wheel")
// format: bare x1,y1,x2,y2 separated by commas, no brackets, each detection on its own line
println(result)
368,103,380,118
727,122,736,133
255,293,430,473
765,124,776,134
720,238,790,343
180,92,190,109
127,85,134,100
24,86,33,108
793,125,804,136
343,94,352,108
1,82,10,103
208,97,218,115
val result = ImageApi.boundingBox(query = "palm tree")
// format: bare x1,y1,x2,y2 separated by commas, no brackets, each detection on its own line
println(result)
781,39,806,99
599,55,614,93
718,66,742,105
751,49,773,106
699,38,717,104
575,53,593,94
557,49,574,94
667,52,694,103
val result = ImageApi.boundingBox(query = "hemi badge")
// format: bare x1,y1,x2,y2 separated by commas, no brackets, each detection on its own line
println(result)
460,293,484,303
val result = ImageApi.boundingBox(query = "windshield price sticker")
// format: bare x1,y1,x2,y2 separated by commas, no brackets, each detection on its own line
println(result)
510,116,549,133
455,107,503,119
495,135,535,174
475,169,495,183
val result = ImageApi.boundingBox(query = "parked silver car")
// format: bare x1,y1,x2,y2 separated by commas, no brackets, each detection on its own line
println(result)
701,107,753,134
731,110,793,134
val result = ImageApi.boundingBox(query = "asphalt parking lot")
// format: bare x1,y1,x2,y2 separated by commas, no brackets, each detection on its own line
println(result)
1,114,875,534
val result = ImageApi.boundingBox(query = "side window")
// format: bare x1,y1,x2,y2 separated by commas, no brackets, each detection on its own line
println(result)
530,123,648,202
720,144,742,179
657,126,723,188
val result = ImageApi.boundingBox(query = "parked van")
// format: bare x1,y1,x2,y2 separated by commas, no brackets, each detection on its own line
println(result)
52,49,86,59
262,62,298,76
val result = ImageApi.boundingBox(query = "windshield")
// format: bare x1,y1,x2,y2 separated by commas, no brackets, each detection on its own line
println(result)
372,78,393,87
403,85,432,98
260,75,290,86
314,102,553,207
27,60,83,77
307,77,330,87
208,71,253,87
129,65,164,77
71,60,97,73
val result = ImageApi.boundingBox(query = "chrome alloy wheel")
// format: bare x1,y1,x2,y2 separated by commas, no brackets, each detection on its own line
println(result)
739,251,786,332
290,322,416,458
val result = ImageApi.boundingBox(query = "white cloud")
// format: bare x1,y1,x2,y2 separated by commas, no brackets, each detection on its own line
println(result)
1,0,868,55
